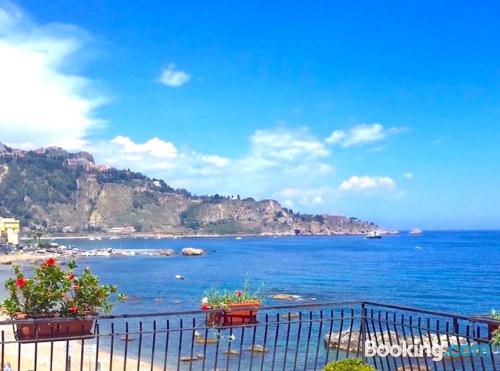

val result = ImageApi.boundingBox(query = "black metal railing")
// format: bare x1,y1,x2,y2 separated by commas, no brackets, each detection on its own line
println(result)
0,301,498,370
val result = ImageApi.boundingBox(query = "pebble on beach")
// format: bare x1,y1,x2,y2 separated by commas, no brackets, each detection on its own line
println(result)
281,312,300,319
195,336,219,345
246,345,268,353
223,349,240,356
272,294,301,301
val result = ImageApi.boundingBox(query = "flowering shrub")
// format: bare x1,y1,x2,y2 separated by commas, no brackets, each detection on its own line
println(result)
201,279,265,311
323,359,376,371
492,326,500,347
490,309,500,347
2,258,124,317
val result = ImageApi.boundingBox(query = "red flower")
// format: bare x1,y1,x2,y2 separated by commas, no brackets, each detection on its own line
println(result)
235,290,242,297
44,258,56,267
69,306,78,313
201,304,209,312
16,277,25,288
73,284,79,290
67,273,75,281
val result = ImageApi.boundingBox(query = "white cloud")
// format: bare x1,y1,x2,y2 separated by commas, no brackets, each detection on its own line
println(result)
201,155,231,168
110,136,177,158
313,196,323,204
325,130,346,145
0,2,106,149
250,127,329,161
339,176,396,194
158,63,190,87
277,187,332,208
326,123,404,147
92,127,335,208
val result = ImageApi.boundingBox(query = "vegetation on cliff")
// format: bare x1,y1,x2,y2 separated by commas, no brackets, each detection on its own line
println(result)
0,143,379,235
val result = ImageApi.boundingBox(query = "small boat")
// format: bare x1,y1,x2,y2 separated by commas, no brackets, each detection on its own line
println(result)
366,231,382,239
175,274,184,280
235,237,242,240
409,228,422,235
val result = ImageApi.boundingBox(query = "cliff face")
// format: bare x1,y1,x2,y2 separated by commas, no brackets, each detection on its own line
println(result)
0,144,379,235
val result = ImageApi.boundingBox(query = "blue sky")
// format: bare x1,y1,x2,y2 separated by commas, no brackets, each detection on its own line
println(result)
0,1,499,229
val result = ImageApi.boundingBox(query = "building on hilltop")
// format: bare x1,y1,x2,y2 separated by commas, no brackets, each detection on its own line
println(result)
66,158,95,171
35,147,47,154
0,218,20,245
97,164,111,172
11,149,27,157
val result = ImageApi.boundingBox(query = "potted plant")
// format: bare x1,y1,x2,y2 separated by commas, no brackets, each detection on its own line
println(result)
485,309,500,340
2,258,124,340
323,359,376,371
492,325,500,349
201,279,264,327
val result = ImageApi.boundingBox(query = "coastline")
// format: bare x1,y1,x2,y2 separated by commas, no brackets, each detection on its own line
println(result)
0,254,50,265
5,230,403,266
21,229,399,241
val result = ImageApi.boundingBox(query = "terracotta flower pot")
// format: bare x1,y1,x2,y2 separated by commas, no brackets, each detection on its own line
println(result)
206,301,261,327
13,312,95,341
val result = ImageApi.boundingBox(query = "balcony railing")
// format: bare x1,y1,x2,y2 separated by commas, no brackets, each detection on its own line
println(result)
0,301,498,370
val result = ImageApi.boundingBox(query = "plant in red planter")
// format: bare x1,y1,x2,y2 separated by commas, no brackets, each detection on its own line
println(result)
489,309,500,345
492,326,500,349
2,258,124,340
201,279,265,327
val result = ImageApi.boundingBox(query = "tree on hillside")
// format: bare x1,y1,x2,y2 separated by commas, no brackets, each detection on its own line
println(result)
31,228,44,247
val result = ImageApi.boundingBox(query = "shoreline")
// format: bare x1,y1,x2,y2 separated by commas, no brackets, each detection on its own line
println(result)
21,229,400,241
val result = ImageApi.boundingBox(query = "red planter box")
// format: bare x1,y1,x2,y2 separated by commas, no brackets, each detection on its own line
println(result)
206,301,261,327
13,313,95,341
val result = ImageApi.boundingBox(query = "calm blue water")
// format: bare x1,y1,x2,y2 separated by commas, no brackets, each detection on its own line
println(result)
6,230,495,316
1,231,499,370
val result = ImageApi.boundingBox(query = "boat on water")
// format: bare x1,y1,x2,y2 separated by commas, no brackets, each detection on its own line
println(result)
366,231,382,239
409,228,423,235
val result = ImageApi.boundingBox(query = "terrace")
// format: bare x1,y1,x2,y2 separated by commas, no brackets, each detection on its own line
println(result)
0,301,498,370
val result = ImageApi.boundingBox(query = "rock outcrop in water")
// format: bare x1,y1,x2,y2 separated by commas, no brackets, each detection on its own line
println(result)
0,143,386,236
182,248,205,256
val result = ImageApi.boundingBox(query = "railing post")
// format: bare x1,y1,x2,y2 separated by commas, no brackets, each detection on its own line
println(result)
360,302,366,363
453,317,459,334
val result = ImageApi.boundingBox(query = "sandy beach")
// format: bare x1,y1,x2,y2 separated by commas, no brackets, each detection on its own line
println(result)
0,318,164,371
0,254,51,265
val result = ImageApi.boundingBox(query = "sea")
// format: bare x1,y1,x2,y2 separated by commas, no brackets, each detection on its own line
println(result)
1,231,499,369
2,230,497,316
